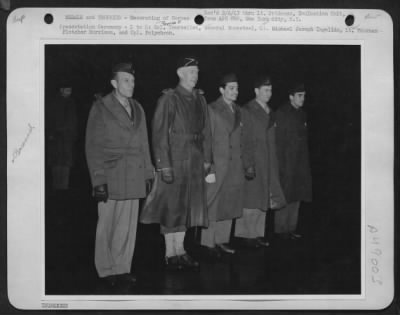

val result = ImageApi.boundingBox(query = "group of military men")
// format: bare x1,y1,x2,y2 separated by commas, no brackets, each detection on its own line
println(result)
85,56,312,287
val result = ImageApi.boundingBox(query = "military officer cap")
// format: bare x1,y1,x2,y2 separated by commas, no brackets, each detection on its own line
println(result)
58,77,73,88
219,73,238,87
288,83,306,95
111,62,135,78
254,75,272,88
176,56,199,69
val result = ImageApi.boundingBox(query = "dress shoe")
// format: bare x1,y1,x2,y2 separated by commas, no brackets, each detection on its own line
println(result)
216,243,236,254
256,237,270,247
120,273,137,284
165,256,183,271
178,253,200,270
290,232,302,240
102,275,118,287
241,238,261,248
275,233,290,240
204,246,222,259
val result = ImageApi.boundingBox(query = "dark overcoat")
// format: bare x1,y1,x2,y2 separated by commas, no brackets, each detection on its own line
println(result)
275,102,312,203
140,85,212,229
46,94,78,167
206,97,244,222
85,92,154,200
241,99,286,211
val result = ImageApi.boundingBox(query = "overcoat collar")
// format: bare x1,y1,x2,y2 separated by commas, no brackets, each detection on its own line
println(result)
213,96,241,132
248,98,272,128
176,84,195,99
102,93,142,130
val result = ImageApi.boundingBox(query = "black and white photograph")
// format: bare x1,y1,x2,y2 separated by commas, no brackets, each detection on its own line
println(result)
44,44,361,296
4,5,396,311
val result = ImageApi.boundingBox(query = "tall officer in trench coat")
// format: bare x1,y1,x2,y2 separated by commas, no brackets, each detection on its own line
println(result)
200,73,245,256
85,63,154,286
235,75,286,247
274,83,312,239
140,57,212,270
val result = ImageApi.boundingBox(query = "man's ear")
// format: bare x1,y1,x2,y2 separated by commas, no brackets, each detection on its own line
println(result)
177,68,183,79
219,87,224,95
254,87,259,97
110,79,118,90
289,94,294,102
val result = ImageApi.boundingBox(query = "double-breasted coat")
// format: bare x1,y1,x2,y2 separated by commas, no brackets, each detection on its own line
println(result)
140,85,212,229
85,92,154,200
241,99,286,211
275,102,312,203
206,97,245,222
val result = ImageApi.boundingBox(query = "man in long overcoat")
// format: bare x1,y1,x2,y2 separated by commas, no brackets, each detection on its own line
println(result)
140,57,212,270
85,63,154,286
274,83,312,239
46,84,77,190
200,73,245,256
235,75,286,247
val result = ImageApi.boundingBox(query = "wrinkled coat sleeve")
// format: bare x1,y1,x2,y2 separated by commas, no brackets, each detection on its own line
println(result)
240,107,255,170
138,103,155,179
85,102,106,187
202,99,213,164
152,94,174,170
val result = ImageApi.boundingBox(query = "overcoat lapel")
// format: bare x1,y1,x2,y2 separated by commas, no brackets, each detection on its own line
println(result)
102,94,134,130
214,97,235,133
249,99,271,128
129,99,142,131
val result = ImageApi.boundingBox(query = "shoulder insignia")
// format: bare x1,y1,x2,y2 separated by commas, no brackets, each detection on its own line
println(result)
197,89,205,95
162,88,174,95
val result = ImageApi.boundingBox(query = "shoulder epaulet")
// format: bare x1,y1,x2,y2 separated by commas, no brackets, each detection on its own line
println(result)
162,88,174,95
197,89,205,95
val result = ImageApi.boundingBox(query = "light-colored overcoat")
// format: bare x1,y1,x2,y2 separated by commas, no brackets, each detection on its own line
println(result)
206,97,244,221
85,92,154,200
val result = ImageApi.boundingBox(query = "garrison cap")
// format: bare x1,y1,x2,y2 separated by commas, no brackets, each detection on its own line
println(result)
219,73,238,87
111,62,135,78
58,77,73,88
254,75,272,88
288,83,306,95
176,56,199,69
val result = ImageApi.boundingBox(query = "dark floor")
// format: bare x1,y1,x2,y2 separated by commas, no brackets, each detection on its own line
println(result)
45,160,361,296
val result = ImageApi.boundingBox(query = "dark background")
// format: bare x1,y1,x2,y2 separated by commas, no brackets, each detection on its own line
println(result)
44,44,362,292
1,0,399,314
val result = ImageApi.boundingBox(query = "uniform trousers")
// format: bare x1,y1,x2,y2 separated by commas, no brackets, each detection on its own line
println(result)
274,201,300,234
234,208,266,239
200,219,232,248
95,199,139,278
163,231,186,258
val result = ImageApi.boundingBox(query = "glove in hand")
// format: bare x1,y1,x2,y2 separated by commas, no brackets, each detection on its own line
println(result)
93,184,108,202
244,167,256,180
161,168,174,184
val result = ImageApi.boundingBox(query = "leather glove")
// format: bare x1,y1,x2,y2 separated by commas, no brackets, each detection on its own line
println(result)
203,162,212,175
161,168,174,184
146,178,154,194
244,167,256,180
93,184,108,202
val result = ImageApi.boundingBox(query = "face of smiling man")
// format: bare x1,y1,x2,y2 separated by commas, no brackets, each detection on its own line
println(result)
220,82,239,104
111,72,135,99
